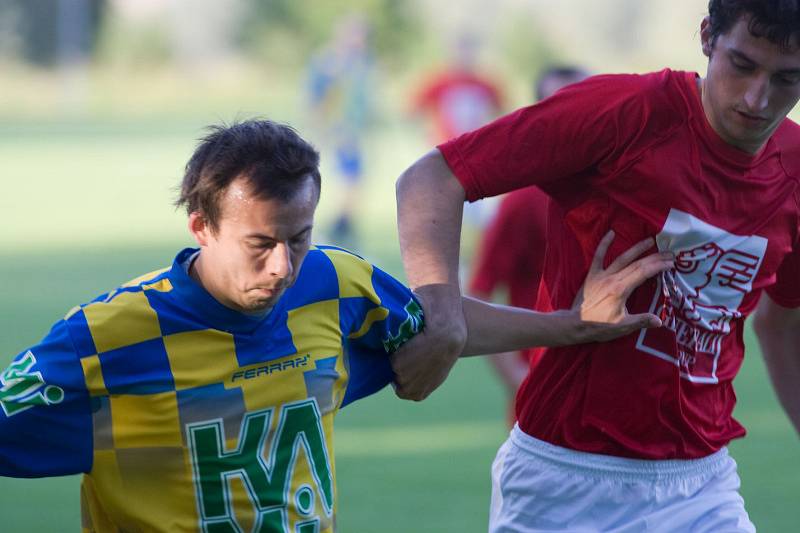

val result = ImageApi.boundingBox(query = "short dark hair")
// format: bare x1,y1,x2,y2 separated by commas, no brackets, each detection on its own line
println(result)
176,119,321,231
707,0,800,51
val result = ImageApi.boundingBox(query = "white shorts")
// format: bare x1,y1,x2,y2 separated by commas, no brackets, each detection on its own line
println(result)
489,425,755,532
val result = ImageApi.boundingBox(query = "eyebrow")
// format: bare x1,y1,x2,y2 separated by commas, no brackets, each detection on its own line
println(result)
729,48,800,75
244,226,313,241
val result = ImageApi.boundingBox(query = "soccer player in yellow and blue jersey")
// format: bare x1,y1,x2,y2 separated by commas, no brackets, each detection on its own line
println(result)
0,120,672,532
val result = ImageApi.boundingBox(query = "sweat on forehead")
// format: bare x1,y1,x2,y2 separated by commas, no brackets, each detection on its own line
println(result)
175,119,322,231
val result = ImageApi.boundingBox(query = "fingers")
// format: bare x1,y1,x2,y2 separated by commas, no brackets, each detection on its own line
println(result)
389,333,455,401
616,252,674,297
606,237,657,274
590,230,616,273
599,313,663,341
620,312,663,332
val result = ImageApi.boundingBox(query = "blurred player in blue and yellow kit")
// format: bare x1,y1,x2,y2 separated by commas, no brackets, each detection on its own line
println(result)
0,120,672,532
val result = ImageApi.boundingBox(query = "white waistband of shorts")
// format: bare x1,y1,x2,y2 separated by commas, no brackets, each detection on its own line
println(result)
509,424,730,481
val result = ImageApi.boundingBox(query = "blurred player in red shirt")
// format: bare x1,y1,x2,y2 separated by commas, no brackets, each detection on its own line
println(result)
412,33,504,144
468,64,589,426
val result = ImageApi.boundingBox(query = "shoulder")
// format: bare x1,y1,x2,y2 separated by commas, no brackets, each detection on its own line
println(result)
301,245,371,284
523,68,689,143
774,118,800,182
61,265,173,356
574,69,687,118
285,246,394,308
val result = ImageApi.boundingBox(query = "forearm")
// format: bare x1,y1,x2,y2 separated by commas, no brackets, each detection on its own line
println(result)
754,315,800,435
396,148,465,288
390,150,469,400
461,296,584,356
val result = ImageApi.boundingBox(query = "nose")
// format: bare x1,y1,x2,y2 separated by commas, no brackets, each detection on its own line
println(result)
743,75,769,114
265,242,293,280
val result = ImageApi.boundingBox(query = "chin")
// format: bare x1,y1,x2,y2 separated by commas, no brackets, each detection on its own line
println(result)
239,303,272,315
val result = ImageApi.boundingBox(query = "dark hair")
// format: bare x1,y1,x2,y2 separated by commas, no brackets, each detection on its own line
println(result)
535,65,590,101
707,0,800,50
176,119,321,231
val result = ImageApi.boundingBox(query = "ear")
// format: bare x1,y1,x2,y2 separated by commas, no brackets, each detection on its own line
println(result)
700,16,713,58
188,211,212,247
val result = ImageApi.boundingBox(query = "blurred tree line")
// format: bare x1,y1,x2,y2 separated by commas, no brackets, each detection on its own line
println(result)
240,0,420,64
0,0,419,69
1,0,106,66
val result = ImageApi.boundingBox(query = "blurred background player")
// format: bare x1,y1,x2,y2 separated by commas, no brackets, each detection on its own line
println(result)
468,65,589,426
411,32,504,144
307,14,374,248
411,32,505,231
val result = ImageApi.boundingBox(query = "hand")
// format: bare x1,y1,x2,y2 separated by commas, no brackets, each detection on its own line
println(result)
571,230,673,343
390,284,467,401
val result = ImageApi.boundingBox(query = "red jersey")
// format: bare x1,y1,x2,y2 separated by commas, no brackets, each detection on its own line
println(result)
439,69,800,459
469,186,550,365
414,70,503,142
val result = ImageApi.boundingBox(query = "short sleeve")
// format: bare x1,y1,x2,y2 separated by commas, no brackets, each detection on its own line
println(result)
0,320,93,477
766,244,800,308
323,248,424,407
438,71,679,202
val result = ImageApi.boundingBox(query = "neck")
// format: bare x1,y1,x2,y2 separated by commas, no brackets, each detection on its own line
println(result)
697,76,765,155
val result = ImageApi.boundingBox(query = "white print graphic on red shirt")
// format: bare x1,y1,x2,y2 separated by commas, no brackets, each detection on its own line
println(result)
636,209,767,383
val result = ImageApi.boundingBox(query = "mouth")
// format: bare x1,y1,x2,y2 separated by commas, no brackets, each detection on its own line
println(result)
252,287,284,298
734,109,768,127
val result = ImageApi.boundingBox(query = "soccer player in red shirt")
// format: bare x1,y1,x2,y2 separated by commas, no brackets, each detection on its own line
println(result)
469,66,589,426
392,1,800,530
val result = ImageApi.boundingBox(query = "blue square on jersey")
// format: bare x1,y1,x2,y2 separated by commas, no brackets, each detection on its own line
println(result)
100,337,175,395
282,250,339,311
65,308,99,358
233,313,297,367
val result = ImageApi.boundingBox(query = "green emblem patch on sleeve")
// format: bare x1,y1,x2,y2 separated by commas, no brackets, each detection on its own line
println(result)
0,351,65,417
382,299,425,353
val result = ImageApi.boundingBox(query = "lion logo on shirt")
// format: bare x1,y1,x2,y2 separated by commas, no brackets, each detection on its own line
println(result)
636,209,767,383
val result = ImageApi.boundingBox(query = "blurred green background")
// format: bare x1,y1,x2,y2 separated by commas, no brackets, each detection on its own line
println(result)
1,1,798,531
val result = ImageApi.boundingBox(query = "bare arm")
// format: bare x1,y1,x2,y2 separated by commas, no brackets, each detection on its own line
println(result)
391,229,673,400
469,290,529,395
396,149,465,288
393,149,468,400
752,294,800,436
459,232,672,355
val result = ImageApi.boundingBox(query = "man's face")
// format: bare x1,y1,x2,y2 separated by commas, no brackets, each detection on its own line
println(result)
701,15,800,154
190,176,318,314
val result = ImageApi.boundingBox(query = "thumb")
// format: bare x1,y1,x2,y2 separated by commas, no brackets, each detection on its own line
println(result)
628,312,663,329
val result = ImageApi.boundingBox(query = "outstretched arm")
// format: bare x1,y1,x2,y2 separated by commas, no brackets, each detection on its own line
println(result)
391,231,673,398
753,294,800,436
461,232,671,354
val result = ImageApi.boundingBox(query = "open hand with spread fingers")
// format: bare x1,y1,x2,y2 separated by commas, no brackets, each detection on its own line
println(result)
571,230,674,343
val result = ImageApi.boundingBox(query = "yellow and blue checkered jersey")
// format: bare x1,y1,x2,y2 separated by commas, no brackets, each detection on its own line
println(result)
0,246,424,532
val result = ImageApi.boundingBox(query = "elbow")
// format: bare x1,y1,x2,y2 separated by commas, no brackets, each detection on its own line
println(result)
395,162,415,201
396,149,465,203
395,151,432,200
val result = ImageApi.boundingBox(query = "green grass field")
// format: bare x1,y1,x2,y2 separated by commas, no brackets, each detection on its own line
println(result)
1,124,799,532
